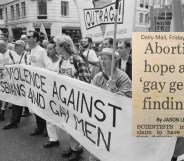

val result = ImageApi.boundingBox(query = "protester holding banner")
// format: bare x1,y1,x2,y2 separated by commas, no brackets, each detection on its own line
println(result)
89,48,132,160
27,31,48,136
116,40,132,80
3,40,27,130
54,34,91,161
43,40,60,148
0,39,20,121
0,33,15,121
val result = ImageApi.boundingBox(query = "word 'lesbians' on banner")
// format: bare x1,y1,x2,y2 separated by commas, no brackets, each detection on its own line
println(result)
132,32,184,137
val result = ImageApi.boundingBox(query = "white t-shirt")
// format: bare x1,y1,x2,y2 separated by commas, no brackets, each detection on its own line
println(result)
121,59,128,72
28,45,48,68
46,58,60,72
59,58,77,78
1,49,20,65
83,49,99,72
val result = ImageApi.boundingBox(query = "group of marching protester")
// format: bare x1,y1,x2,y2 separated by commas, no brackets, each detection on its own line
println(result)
0,30,146,161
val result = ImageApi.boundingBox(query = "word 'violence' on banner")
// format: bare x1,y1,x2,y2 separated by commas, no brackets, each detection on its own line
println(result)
0,64,176,161
133,32,184,137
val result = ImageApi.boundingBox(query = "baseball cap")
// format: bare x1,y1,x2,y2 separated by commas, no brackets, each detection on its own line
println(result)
13,40,26,48
20,35,27,40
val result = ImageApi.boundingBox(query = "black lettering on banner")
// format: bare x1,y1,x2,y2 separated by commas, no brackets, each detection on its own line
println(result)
5,82,10,94
109,6,114,21
40,75,46,93
59,84,67,105
108,103,122,128
50,100,60,116
67,89,75,110
20,84,26,97
84,0,124,29
6,67,47,93
97,127,111,152
0,81,5,92
80,93,93,117
73,114,85,136
24,68,30,84
0,67,4,79
94,100,106,122
76,91,80,112
85,121,96,144
28,88,45,109
53,81,59,99
104,8,108,22
59,105,69,123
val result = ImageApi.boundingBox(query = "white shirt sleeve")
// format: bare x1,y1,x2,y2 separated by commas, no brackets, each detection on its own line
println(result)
87,50,99,62
42,50,49,67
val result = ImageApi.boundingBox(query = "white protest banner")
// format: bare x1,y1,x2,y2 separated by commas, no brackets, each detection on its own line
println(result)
75,0,136,42
0,64,176,161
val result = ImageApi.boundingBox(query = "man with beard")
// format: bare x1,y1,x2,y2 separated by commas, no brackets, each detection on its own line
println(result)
81,37,99,78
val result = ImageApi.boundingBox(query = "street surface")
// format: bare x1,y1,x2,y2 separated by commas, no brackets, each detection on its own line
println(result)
0,108,89,161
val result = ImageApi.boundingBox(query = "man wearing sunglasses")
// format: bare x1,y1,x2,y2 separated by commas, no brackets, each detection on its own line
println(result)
27,31,49,136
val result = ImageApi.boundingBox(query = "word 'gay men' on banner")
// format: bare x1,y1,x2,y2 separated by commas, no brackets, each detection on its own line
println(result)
0,64,176,161
75,0,136,42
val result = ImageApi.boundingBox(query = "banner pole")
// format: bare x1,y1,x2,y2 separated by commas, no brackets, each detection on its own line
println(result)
111,0,119,78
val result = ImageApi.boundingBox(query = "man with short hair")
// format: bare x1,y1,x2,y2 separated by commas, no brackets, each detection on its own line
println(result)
81,37,99,78
102,37,113,48
3,40,26,129
43,40,60,148
27,30,49,136
116,40,132,80
0,40,20,121
42,39,49,50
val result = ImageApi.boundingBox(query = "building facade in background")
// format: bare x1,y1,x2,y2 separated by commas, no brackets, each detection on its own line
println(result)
0,0,182,41
0,0,82,42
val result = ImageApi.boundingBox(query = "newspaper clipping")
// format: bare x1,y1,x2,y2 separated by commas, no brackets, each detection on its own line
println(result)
133,32,184,137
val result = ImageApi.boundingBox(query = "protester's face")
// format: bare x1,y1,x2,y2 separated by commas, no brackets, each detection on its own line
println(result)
0,35,8,42
101,54,112,71
117,42,128,58
27,32,35,47
47,44,57,58
0,42,7,54
82,38,89,48
55,43,64,56
42,41,48,48
103,39,111,48
98,44,103,52
14,44,24,55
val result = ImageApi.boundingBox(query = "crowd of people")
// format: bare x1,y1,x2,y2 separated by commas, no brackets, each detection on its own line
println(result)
0,31,133,161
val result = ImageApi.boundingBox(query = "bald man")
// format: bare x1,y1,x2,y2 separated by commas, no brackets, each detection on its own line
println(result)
0,40,20,121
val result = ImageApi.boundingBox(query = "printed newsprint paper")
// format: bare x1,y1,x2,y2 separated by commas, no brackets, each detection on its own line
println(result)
133,32,184,137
